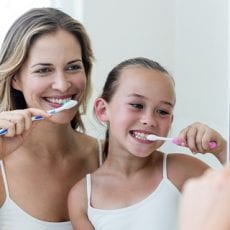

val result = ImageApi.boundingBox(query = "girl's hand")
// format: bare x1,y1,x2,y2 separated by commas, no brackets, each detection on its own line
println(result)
0,108,50,157
177,122,227,164
179,167,230,230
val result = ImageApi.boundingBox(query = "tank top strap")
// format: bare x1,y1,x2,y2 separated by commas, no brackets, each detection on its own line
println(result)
86,174,92,207
97,139,103,166
0,160,10,197
162,153,168,179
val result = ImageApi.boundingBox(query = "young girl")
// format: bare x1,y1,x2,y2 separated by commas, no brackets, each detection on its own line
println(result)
68,57,226,230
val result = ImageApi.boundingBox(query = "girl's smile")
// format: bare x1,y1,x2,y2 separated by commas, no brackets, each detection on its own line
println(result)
102,67,175,158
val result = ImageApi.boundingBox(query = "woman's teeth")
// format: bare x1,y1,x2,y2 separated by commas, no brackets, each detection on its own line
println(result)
47,97,72,104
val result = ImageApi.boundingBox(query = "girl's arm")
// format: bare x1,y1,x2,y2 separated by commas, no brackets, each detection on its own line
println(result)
68,179,94,230
177,122,227,164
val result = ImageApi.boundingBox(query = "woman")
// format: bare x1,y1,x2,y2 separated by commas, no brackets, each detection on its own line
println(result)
0,7,102,229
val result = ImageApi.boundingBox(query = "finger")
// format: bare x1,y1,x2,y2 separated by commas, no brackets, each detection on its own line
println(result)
177,127,189,147
185,126,199,153
195,128,207,153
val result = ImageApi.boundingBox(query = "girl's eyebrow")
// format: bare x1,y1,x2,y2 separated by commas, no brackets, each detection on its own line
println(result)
127,93,174,107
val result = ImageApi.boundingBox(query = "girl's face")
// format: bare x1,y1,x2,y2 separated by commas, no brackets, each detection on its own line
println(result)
98,67,175,158
12,30,86,123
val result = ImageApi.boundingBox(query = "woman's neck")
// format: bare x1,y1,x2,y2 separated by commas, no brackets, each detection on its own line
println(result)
21,121,78,160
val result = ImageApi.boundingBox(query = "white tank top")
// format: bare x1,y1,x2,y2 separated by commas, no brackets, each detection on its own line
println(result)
0,139,103,230
87,153,181,230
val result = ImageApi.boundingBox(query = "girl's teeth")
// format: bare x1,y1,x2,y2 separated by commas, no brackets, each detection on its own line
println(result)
134,132,147,140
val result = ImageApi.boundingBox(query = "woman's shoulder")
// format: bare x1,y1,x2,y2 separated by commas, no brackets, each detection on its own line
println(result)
74,132,99,151
166,153,209,191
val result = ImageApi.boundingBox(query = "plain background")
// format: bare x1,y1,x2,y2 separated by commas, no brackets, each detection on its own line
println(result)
0,0,228,166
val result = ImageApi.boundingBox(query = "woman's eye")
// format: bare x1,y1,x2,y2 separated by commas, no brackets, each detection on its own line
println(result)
66,64,82,72
34,68,51,74
130,103,143,109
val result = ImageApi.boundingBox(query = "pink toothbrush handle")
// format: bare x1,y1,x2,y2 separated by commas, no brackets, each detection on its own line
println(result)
172,138,217,149
208,141,217,149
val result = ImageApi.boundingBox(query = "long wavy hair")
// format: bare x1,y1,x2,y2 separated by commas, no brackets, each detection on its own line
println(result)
0,7,94,131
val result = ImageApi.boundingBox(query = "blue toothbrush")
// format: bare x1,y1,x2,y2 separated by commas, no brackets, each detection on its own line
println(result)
0,100,78,136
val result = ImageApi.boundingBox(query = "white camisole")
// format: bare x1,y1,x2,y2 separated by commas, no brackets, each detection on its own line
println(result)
0,139,103,230
87,153,181,230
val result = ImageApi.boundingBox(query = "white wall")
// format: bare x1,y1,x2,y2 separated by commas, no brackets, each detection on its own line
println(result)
0,1,227,166
77,0,228,167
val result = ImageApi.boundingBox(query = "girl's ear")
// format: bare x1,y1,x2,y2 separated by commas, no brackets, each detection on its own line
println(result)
94,98,109,123
11,75,22,91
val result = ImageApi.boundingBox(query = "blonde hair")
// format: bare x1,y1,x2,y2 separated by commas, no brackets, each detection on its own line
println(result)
0,7,94,131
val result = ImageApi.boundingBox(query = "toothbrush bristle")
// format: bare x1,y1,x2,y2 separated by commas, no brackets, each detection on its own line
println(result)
62,100,78,110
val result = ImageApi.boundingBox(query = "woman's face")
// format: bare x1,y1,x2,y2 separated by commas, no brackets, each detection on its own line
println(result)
12,29,86,122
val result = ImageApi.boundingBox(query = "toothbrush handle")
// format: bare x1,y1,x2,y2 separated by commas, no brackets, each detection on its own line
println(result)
172,138,217,150
0,128,8,136
208,141,217,149
0,115,45,136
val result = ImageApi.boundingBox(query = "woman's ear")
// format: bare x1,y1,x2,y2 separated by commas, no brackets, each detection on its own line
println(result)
94,98,109,123
11,75,22,91
171,114,174,124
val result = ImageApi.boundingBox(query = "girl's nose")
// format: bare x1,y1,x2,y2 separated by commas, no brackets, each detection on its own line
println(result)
52,73,71,92
140,112,156,127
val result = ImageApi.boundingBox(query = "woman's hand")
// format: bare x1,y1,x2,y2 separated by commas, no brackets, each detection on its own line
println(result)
177,122,227,164
0,108,50,157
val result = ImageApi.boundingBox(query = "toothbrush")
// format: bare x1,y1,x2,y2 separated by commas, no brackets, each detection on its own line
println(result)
147,134,217,149
0,100,78,136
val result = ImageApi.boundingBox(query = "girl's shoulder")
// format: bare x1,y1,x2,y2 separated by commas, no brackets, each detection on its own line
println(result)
166,153,209,191
68,176,88,217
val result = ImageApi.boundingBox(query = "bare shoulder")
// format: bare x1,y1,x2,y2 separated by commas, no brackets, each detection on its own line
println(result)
68,177,87,205
167,153,209,191
0,168,6,206
68,177,94,229
68,177,88,217
73,131,103,169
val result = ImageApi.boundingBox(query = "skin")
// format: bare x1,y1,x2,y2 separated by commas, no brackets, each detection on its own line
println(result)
179,166,230,230
68,67,226,229
0,30,99,222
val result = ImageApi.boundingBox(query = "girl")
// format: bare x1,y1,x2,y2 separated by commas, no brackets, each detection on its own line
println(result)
68,57,226,230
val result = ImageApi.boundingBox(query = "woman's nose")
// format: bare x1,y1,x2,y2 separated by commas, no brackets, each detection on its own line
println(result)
52,73,71,92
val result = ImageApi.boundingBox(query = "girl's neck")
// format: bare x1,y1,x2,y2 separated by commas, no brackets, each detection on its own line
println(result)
103,151,161,177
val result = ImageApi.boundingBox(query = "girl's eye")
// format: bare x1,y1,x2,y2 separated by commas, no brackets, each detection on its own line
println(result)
130,103,143,109
157,109,171,116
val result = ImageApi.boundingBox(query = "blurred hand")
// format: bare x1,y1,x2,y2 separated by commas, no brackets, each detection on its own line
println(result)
179,167,230,230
